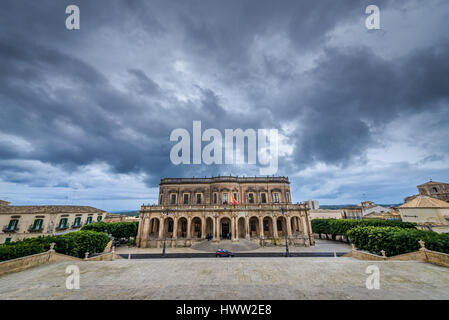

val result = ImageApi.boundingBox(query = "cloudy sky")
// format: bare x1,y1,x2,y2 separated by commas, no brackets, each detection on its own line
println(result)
0,0,448,211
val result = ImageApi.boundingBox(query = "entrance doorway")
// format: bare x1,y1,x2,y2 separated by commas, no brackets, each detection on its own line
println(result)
220,217,231,239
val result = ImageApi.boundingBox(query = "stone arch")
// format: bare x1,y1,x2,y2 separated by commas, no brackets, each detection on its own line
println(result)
191,217,202,239
249,216,260,237
263,216,274,237
164,217,174,238
177,217,188,238
205,216,214,237
219,216,232,239
149,217,160,238
237,217,246,238
276,216,288,237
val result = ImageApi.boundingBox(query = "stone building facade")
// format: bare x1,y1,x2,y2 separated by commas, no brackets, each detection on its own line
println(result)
136,176,314,248
0,202,106,244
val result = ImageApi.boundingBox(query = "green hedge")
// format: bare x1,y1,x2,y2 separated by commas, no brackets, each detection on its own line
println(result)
311,218,416,239
347,226,449,256
0,230,110,262
81,221,139,239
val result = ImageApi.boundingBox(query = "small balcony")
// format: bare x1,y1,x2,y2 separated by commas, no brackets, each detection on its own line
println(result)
71,222,83,229
55,225,69,231
28,225,43,233
2,225,19,233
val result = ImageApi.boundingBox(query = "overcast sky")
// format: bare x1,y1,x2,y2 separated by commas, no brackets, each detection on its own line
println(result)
0,0,448,211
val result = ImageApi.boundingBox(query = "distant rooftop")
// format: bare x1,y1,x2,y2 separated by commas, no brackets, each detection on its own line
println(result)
0,200,10,206
418,180,449,187
0,205,106,214
160,176,290,185
399,195,449,209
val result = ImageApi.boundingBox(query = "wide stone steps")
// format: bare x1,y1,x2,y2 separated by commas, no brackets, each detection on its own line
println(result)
191,239,260,252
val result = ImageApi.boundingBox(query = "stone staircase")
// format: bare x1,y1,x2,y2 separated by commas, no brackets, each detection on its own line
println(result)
191,239,260,252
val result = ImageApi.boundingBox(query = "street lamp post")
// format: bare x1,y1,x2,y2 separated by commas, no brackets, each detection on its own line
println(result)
162,209,172,256
281,207,290,257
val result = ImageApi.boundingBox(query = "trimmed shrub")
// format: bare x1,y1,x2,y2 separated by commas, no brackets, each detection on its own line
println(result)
0,230,110,262
347,226,449,256
311,218,416,239
311,219,332,239
82,221,139,239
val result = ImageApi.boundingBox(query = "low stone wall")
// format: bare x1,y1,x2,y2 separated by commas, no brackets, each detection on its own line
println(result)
345,246,449,268
344,250,385,261
87,251,122,261
422,249,449,268
0,244,121,276
0,251,54,277
388,250,425,262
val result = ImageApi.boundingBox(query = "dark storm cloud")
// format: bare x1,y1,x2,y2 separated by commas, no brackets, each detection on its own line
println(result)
0,0,448,193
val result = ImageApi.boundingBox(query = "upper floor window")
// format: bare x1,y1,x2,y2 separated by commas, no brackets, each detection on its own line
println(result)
73,217,82,227
273,192,280,203
170,194,177,205
261,193,267,203
286,192,290,202
233,193,238,201
223,193,229,204
213,193,218,204
160,195,163,204
86,216,93,225
248,193,254,204
58,218,68,229
183,194,189,204
196,193,202,204
31,219,43,231
97,215,103,222
6,219,19,231
432,187,438,193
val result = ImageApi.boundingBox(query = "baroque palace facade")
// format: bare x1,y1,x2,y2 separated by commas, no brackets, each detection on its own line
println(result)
136,176,314,248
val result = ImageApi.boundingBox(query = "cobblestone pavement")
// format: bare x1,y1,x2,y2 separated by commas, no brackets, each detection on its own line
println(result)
1,257,448,300
115,239,351,254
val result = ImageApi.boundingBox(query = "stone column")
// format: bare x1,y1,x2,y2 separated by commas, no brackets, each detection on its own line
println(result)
158,217,165,240
157,217,165,248
212,216,217,241
141,216,151,248
172,217,178,240
186,216,192,246
201,216,206,240
286,216,292,237
301,215,310,247
186,216,192,239
231,216,237,242
307,214,314,245
245,216,250,240
235,217,239,241
136,216,143,247
272,217,278,238
259,217,264,239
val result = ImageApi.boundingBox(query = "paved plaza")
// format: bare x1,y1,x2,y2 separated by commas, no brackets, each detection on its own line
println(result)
115,239,352,254
1,257,448,299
